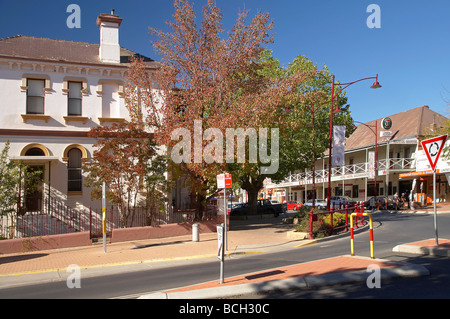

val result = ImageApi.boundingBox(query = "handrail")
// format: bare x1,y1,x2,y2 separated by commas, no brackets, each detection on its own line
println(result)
276,158,416,186
308,202,366,239
350,212,374,259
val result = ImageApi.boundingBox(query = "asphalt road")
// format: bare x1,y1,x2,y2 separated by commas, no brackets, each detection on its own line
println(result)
0,210,449,299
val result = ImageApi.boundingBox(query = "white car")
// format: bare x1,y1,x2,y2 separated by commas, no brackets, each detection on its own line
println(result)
304,199,327,210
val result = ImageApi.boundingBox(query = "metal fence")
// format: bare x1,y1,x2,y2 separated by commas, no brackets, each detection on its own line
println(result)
308,202,366,239
0,198,218,240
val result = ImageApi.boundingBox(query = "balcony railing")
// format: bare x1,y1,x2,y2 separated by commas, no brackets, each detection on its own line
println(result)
275,158,415,187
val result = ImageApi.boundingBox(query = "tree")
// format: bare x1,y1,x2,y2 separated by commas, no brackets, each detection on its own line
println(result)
227,51,354,213
148,0,313,217
84,58,168,227
0,141,43,238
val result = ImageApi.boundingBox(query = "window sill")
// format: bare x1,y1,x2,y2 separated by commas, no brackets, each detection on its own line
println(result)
21,114,51,123
98,117,125,125
63,116,89,125
68,192,83,196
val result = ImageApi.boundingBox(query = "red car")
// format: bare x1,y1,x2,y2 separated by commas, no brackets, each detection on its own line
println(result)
285,201,303,210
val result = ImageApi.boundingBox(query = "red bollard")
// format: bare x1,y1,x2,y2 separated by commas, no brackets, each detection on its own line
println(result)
345,205,349,231
330,207,334,234
360,202,365,226
309,209,314,239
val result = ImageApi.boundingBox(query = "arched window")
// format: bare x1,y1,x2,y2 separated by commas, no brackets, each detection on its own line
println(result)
25,148,45,156
68,148,82,192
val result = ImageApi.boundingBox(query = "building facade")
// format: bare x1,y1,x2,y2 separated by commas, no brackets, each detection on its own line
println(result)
266,105,449,205
0,12,158,213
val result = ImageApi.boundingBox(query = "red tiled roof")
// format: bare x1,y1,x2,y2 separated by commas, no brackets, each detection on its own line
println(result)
345,105,448,151
0,35,159,68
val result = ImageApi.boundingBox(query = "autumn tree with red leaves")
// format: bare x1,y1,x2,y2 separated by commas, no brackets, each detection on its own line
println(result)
84,58,168,227
146,0,320,216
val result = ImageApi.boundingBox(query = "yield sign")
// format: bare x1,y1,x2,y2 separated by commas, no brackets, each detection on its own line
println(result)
421,134,448,171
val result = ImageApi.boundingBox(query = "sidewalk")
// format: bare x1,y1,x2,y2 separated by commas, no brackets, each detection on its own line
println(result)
0,208,448,297
0,216,303,287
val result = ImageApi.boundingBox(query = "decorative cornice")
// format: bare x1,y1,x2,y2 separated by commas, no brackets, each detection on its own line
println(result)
0,129,91,138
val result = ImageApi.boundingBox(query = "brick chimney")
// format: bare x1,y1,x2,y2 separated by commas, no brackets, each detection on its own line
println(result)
96,10,123,63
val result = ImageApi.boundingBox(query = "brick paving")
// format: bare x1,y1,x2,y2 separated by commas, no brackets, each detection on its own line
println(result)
165,256,400,293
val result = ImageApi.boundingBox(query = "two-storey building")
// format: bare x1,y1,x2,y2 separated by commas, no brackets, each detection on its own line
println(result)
0,11,158,214
266,105,449,205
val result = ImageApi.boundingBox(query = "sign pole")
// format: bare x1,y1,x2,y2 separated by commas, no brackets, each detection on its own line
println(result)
421,134,447,247
102,182,107,253
433,169,439,246
224,187,228,251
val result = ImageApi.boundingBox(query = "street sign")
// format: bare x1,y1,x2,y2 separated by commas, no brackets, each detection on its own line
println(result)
217,173,232,189
217,224,224,261
421,135,448,171
217,224,225,284
421,134,448,247
381,117,392,130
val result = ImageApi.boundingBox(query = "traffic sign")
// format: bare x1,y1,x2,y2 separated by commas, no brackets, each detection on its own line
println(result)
421,135,448,171
217,173,232,189
217,224,224,261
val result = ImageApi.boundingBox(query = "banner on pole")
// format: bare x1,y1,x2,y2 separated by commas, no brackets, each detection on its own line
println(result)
332,126,346,167
368,151,375,179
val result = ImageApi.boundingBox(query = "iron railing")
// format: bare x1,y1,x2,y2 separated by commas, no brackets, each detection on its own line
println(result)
273,157,415,186
0,197,218,240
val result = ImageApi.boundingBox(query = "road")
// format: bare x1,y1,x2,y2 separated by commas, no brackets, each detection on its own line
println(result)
0,210,449,299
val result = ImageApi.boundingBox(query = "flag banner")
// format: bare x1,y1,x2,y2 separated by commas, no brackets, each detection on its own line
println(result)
368,151,375,178
332,125,346,167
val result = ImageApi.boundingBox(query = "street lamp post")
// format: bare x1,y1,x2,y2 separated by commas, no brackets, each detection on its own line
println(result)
307,97,339,208
353,120,378,208
326,74,381,210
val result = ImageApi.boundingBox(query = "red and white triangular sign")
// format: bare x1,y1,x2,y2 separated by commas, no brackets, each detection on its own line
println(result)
421,134,448,171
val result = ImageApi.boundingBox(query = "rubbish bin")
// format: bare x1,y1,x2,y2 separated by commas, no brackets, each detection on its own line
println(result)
192,223,199,242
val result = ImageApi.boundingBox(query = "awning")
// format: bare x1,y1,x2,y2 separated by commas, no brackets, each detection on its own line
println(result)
9,156,59,164
399,169,440,179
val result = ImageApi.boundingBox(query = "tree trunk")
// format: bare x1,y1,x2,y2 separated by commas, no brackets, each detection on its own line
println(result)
240,174,264,215
195,193,205,221
246,188,258,215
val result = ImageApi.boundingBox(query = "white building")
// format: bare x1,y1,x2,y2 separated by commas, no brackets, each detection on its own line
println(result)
266,105,449,205
0,11,158,213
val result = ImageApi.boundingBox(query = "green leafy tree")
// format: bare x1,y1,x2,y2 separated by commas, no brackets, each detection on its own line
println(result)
0,141,43,238
229,51,354,213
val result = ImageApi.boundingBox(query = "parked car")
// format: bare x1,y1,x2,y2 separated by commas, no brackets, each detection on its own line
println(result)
230,199,284,216
304,199,327,210
285,201,303,210
330,196,356,208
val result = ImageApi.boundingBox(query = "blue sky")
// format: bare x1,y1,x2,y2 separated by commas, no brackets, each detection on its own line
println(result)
1,0,449,123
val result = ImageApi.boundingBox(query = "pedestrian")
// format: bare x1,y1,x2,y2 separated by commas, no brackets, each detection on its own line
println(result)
409,190,415,211
393,192,399,209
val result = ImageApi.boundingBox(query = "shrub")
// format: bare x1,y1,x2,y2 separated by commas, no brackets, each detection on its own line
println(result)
294,211,347,238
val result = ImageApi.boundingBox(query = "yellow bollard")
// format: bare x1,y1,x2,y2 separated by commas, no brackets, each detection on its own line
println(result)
350,213,374,259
